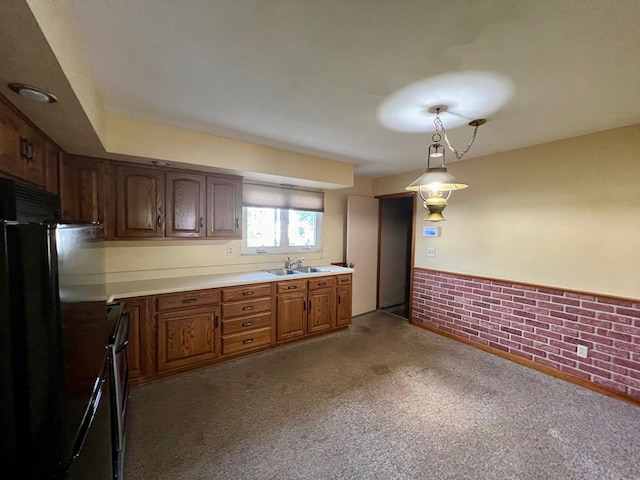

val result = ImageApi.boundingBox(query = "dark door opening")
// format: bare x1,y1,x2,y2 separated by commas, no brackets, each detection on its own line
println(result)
377,194,414,319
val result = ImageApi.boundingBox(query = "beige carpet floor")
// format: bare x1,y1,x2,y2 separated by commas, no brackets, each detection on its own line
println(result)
124,311,640,479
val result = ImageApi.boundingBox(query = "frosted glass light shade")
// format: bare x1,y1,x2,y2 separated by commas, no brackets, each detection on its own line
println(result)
405,167,469,192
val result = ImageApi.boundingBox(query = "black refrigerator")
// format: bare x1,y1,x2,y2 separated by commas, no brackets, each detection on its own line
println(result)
0,179,121,479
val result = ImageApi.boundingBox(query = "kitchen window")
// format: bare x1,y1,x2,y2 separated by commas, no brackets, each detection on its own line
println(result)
242,184,323,255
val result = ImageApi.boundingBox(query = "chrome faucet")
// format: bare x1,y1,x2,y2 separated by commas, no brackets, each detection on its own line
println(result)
284,257,305,269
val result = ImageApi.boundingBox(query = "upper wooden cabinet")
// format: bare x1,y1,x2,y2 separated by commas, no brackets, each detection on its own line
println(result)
206,175,242,239
116,164,165,238
0,100,22,179
0,98,56,190
60,155,110,225
112,166,242,240
44,141,59,194
20,123,46,188
166,172,206,238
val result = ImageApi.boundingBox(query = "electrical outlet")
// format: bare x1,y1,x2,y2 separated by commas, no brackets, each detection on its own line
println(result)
226,246,234,256
427,248,436,257
576,345,588,358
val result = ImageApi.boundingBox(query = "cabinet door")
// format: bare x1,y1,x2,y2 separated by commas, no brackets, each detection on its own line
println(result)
60,155,109,225
116,165,165,238
0,99,23,178
166,172,206,238
308,287,336,333
122,296,155,385
206,175,242,238
44,141,59,194
276,291,307,341
21,124,46,187
157,305,220,372
336,285,352,326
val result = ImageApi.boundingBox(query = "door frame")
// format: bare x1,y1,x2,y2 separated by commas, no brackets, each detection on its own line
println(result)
375,192,417,318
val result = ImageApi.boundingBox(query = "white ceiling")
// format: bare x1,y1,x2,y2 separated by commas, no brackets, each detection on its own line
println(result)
66,0,640,177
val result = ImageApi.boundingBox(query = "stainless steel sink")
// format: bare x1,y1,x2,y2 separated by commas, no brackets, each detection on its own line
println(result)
293,267,330,273
265,268,301,276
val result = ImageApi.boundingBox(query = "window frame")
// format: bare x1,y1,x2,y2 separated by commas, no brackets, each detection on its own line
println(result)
241,206,323,255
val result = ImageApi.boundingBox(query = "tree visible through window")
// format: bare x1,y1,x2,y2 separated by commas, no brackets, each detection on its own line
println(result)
244,207,322,254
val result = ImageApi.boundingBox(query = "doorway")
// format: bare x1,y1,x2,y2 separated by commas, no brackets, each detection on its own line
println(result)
377,194,414,319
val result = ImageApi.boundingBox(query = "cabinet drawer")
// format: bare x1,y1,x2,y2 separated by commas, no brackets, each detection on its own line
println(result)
337,274,352,285
222,283,271,302
277,280,307,294
222,297,271,319
222,327,271,356
308,276,336,291
222,312,272,335
156,289,220,312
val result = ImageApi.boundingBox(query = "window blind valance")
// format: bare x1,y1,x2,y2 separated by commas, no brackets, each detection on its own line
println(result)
243,183,324,212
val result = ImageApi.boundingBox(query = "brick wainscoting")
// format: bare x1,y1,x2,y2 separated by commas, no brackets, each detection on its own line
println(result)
411,268,640,403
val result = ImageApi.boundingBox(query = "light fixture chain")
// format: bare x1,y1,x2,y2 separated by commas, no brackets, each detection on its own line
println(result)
434,111,480,160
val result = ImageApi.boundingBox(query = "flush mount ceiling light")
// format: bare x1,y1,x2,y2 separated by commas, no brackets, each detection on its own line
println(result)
377,71,513,133
8,83,58,103
405,107,483,222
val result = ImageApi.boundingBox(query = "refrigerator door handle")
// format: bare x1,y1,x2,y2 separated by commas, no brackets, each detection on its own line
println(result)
63,361,108,473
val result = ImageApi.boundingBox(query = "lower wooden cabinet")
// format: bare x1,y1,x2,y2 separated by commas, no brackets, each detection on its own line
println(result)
121,296,155,385
336,274,353,327
117,273,352,384
336,285,353,327
221,283,274,356
307,277,336,334
156,305,221,372
277,290,307,341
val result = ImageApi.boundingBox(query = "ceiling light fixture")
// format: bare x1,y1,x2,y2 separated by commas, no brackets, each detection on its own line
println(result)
406,106,485,222
8,83,58,103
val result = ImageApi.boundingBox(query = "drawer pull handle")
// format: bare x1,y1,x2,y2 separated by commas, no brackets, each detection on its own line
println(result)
242,338,254,344
242,321,253,327
338,295,341,304
199,217,204,229
182,298,197,304
242,291,254,296
242,306,254,311
318,282,326,286
287,285,297,290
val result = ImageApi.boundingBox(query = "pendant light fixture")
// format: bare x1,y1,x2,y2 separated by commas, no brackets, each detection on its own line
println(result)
406,107,485,222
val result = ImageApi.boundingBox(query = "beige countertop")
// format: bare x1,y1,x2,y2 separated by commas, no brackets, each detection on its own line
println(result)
106,266,354,302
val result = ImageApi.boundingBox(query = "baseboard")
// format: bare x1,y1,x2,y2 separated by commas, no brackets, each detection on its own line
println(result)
410,319,640,408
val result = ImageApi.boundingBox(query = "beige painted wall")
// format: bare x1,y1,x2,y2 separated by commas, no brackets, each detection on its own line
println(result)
106,116,354,188
105,177,373,282
374,124,640,299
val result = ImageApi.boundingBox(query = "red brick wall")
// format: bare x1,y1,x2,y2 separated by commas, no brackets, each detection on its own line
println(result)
411,268,640,401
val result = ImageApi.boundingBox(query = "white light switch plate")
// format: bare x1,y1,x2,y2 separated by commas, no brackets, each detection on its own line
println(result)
427,248,436,257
